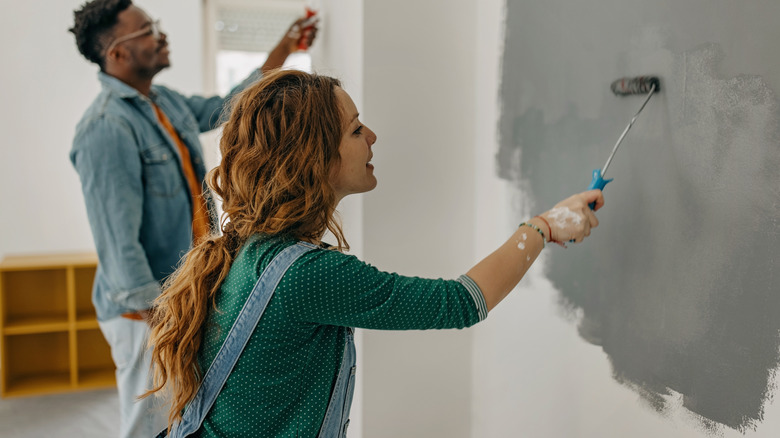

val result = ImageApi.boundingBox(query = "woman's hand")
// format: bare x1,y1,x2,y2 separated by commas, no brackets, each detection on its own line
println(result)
538,190,604,245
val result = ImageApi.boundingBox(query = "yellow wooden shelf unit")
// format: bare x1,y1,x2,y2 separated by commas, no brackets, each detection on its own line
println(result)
0,252,116,398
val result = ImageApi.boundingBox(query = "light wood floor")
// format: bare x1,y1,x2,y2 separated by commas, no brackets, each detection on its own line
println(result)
0,388,117,437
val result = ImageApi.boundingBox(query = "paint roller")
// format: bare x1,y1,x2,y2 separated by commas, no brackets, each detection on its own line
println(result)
587,76,661,209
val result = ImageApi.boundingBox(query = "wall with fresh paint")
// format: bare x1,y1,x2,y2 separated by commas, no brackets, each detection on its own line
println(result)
473,0,780,436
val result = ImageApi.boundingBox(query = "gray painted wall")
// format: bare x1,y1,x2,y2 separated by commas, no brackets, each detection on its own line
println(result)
497,0,780,435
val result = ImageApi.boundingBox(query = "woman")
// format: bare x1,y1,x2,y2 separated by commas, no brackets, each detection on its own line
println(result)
146,69,604,437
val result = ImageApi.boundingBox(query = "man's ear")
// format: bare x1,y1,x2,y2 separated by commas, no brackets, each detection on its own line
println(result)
105,45,126,67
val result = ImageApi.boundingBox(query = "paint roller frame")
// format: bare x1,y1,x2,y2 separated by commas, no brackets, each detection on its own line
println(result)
586,75,661,209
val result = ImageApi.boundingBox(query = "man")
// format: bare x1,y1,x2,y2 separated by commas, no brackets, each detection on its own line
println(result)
69,1,316,436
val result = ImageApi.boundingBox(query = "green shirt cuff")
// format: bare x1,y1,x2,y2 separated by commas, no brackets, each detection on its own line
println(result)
457,274,488,321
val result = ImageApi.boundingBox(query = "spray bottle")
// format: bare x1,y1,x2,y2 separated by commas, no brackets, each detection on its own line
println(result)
297,7,318,51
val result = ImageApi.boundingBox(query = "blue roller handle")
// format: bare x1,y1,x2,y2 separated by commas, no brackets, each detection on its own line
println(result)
587,169,612,210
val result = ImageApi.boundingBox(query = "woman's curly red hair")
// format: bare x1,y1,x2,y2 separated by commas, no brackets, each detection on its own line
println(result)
143,69,347,429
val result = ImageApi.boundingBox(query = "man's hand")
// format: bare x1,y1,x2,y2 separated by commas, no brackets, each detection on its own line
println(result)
285,15,319,52
262,16,320,73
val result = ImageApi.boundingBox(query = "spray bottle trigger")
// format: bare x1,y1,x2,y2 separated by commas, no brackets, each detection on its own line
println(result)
587,169,612,210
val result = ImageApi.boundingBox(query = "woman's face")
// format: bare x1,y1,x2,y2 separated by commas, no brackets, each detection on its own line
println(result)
330,87,378,201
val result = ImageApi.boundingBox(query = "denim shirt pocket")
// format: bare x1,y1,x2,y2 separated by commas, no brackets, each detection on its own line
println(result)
140,144,183,198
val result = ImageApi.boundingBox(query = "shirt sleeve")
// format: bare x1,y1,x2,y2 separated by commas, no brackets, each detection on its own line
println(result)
277,249,488,330
182,69,264,132
70,116,160,311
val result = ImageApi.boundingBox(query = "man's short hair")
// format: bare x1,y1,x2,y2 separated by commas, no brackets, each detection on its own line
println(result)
69,0,133,70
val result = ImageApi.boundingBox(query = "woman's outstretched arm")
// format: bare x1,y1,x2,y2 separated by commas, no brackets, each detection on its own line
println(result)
467,189,604,311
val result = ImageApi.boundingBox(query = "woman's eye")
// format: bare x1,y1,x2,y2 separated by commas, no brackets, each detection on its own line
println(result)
353,125,364,136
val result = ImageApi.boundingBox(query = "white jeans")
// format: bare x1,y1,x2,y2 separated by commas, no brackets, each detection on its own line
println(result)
98,316,168,438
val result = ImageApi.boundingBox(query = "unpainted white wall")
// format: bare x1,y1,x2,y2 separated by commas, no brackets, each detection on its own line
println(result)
313,2,366,436
360,0,478,437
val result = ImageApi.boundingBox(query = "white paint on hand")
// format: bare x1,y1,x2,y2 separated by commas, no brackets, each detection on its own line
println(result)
518,242,526,250
547,207,583,228
522,233,528,240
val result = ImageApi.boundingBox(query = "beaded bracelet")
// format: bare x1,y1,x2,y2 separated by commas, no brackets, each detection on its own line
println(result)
518,222,546,248
534,216,553,242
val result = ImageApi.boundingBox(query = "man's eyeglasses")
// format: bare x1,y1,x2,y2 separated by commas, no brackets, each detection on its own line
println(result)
105,20,162,54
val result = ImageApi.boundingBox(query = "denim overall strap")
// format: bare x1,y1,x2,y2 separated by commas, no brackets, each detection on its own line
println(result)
168,241,316,438
317,327,357,438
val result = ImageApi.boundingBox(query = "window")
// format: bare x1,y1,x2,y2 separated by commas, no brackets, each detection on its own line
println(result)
201,0,313,216
204,0,312,95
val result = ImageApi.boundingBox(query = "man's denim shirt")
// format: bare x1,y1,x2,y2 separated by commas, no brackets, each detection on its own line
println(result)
71,71,260,321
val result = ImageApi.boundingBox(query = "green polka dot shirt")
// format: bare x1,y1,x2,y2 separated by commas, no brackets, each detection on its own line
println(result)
196,234,487,437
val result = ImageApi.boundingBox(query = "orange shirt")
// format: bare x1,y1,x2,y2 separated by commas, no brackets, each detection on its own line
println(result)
152,104,211,244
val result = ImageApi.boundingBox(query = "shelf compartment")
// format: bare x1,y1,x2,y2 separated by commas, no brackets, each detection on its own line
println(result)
74,266,97,321
0,252,113,399
2,332,72,397
2,269,69,327
75,329,115,389
3,371,73,397
77,368,116,390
